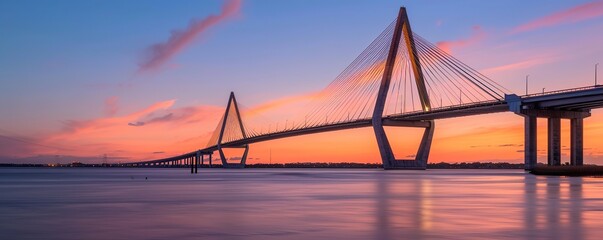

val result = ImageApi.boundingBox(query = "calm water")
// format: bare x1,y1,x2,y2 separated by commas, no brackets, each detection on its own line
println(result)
1,168,603,239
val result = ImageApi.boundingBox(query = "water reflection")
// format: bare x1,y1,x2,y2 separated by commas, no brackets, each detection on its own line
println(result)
569,177,583,239
374,174,436,239
374,171,594,239
524,174,537,238
0,168,601,240
546,176,561,238
523,175,585,239
375,173,390,239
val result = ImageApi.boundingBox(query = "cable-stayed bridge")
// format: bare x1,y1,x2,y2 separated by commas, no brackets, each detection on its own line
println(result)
120,7,603,172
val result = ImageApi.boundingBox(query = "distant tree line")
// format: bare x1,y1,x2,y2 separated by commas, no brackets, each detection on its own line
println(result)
1,162,528,169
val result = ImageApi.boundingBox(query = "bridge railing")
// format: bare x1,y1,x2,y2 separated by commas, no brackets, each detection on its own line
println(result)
523,85,602,98
117,151,199,166
385,98,506,118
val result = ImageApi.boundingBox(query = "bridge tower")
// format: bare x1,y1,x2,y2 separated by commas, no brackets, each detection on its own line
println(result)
216,92,249,168
372,7,435,170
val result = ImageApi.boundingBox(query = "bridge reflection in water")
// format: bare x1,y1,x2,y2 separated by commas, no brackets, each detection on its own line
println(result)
374,171,590,239
2,168,601,239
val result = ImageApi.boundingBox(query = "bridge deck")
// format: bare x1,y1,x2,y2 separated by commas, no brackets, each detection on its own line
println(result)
125,85,603,166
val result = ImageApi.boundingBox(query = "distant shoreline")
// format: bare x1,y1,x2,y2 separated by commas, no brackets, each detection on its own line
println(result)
0,162,527,169
7,163,603,176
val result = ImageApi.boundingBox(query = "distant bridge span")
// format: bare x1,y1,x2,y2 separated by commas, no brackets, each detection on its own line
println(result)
120,8,603,172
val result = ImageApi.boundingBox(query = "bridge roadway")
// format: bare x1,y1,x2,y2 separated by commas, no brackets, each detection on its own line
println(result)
120,85,603,169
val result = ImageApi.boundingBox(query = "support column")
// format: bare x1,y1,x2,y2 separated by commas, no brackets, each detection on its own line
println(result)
524,116,537,170
209,154,213,168
414,120,435,168
547,118,561,166
201,154,204,166
195,151,199,173
190,157,194,174
570,118,584,166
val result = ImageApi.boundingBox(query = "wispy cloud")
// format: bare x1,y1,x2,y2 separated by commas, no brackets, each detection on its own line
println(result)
513,0,603,33
34,99,224,162
128,105,220,127
481,56,559,74
104,96,119,116
138,0,242,73
244,92,321,117
60,99,176,134
0,134,57,158
435,20,444,27
436,26,485,54
128,122,145,127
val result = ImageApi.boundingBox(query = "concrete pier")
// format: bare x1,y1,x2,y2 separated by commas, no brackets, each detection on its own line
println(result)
571,118,584,166
524,116,537,170
520,109,588,170
547,118,561,166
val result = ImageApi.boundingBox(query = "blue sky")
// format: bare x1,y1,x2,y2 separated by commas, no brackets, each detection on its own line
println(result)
1,0,602,163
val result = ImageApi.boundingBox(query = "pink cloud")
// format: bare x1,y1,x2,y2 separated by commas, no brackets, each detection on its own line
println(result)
104,96,119,116
481,56,559,74
138,0,242,73
59,99,177,135
513,1,603,33
244,92,322,118
436,20,443,27
436,25,485,54
0,134,52,158
35,99,224,162
128,105,221,127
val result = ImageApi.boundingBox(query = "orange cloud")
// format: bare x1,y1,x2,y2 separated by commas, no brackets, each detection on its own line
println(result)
436,26,485,54
139,0,242,72
513,1,603,33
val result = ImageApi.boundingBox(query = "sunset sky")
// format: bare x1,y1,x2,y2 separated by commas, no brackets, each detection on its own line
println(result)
1,0,603,164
